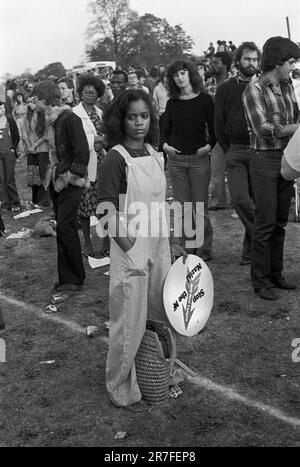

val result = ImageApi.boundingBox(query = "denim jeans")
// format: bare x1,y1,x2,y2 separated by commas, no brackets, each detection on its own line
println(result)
210,142,227,208
226,145,255,260
249,150,294,290
168,153,213,259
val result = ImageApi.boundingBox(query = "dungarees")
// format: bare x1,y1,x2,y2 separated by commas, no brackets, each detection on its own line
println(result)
106,144,171,407
0,125,20,209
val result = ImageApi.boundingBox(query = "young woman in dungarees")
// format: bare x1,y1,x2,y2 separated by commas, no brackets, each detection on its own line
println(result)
97,89,186,409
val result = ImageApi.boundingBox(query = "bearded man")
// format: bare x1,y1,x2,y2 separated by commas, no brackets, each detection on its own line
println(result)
214,42,261,267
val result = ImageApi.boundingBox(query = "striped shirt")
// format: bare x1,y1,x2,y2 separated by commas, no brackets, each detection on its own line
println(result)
242,73,295,151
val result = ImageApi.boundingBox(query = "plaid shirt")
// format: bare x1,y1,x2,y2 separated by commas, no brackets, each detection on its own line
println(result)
205,72,232,98
205,77,218,97
242,73,295,151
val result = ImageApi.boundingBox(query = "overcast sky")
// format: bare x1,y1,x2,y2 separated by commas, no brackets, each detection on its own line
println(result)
1,0,300,76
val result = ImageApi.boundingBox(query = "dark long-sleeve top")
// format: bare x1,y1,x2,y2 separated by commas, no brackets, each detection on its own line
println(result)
54,110,89,177
97,146,150,212
161,92,216,154
214,76,250,153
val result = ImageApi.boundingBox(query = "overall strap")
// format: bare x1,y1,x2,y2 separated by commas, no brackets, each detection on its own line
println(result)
113,144,132,165
144,143,165,169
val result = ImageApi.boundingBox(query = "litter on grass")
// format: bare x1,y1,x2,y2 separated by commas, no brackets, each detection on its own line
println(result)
13,208,43,220
51,292,70,304
88,256,110,269
44,304,59,314
114,431,127,439
169,385,183,399
6,228,33,240
86,326,101,337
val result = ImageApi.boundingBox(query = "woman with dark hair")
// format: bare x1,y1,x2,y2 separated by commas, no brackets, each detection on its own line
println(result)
97,89,186,408
21,97,50,206
162,60,216,261
12,92,27,157
73,74,106,257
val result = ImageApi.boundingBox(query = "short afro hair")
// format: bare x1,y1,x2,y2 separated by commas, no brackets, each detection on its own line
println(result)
76,74,106,99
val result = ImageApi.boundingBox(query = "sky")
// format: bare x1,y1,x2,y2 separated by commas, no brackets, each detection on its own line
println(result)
1,0,300,77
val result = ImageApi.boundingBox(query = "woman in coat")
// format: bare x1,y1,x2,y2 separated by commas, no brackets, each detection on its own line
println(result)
73,75,106,257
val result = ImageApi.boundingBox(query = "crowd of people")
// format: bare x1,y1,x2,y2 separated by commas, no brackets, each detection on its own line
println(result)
1,35,300,409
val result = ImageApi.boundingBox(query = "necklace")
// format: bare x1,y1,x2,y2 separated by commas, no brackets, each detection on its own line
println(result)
124,143,148,158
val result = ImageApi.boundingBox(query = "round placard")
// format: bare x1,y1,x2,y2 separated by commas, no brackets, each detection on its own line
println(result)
163,255,213,336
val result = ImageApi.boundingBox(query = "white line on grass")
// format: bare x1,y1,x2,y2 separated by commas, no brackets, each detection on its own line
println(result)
0,292,108,343
187,373,300,429
0,292,299,429
174,359,300,428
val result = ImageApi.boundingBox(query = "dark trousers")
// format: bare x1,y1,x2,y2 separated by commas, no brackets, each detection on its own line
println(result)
32,185,50,206
0,150,20,209
28,152,51,206
50,183,85,286
250,151,294,290
226,145,255,260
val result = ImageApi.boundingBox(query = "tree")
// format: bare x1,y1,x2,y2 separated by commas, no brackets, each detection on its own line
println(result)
86,9,194,69
120,14,194,69
86,38,116,61
35,62,66,80
86,0,138,63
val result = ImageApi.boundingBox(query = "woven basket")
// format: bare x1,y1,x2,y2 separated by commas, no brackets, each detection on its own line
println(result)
135,320,174,403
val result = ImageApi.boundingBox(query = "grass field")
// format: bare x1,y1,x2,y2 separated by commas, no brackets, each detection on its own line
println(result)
0,156,300,447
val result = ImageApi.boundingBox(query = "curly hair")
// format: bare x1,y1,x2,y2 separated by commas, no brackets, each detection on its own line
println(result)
32,80,61,106
234,42,261,67
261,36,300,72
101,89,158,148
166,60,204,99
76,74,106,99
